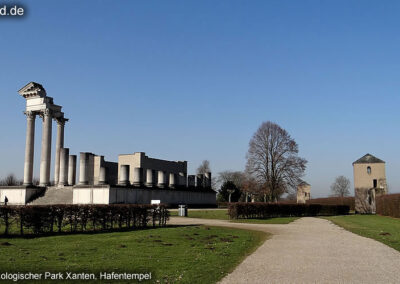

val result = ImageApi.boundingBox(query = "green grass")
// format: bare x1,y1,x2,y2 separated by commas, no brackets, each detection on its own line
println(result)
0,226,267,283
324,215,400,252
171,209,298,224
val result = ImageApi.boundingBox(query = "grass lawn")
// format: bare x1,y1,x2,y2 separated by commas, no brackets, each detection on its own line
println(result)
170,209,299,224
0,225,266,283
325,215,400,252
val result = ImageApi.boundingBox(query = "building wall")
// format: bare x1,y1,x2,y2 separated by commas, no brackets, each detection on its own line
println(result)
0,187,43,205
353,163,387,193
118,152,187,185
73,185,216,205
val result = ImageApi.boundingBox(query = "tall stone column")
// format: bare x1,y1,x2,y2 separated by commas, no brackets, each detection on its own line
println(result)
146,169,154,187
68,155,77,186
79,152,89,185
119,165,129,185
23,111,36,186
205,172,212,188
188,175,196,187
98,167,106,185
39,109,52,186
59,148,69,186
169,173,176,189
157,171,166,188
179,172,187,188
196,174,204,188
133,167,142,186
54,118,66,185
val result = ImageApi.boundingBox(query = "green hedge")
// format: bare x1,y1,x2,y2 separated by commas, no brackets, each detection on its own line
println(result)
0,204,169,236
376,194,400,218
228,203,349,219
307,197,355,211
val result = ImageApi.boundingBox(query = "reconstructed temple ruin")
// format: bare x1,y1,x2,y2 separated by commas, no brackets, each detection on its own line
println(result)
0,82,216,206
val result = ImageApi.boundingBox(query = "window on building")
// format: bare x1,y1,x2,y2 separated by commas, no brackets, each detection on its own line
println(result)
367,166,371,175
373,179,377,188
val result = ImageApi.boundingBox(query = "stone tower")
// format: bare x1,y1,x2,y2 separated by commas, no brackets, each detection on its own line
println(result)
353,153,387,214
297,181,311,204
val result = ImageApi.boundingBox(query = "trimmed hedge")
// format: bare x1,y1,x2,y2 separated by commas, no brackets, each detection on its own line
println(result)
306,197,355,211
0,204,169,236
228,203,349,219
376,194,400,218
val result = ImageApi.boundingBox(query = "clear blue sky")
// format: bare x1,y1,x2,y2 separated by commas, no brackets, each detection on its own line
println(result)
1,0,400,197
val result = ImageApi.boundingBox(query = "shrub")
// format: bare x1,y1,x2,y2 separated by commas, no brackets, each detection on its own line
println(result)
228,203,349,219
376,194,400,218
0,204,169,236
306,197,355,211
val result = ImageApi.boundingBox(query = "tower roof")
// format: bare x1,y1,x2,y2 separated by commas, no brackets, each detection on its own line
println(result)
353,153,385,165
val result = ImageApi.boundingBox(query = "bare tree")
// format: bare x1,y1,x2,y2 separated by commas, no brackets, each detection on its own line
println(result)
246,121,307,202
0,174,22,186
197,160,211,174
217,171,246,189
330,176,350,197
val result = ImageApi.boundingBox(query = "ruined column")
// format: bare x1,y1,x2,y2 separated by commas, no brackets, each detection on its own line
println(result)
58,148,69,186
179,172,187,187
23,111,35,185
196,174,204,188
119,165,129,185
39,109,52,186
133,167,142,186
188,175,196,187
54,118,66,185
79,152,89,185
169,173,176,189
68,155,77,186
98,166,106,185
205,172,212,188
146,169,154,187
157,171,166,188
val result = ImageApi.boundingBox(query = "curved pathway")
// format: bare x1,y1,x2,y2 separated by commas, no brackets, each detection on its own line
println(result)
169,217,400,284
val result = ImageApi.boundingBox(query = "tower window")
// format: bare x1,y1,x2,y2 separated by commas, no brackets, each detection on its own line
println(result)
367,166,371,175
373,179,377,188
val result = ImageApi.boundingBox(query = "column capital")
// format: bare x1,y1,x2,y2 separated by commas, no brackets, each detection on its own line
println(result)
24,111,36,119
55,117,69,125
39,108,52,119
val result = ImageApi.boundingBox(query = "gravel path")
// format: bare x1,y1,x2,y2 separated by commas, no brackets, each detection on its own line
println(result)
169,217,400,284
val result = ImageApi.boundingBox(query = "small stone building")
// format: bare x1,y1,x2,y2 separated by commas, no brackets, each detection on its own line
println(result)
353,153,387,214
297,181,311,204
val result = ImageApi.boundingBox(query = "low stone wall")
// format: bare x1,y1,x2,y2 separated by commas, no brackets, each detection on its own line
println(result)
73,185,216,206
0,186,44,205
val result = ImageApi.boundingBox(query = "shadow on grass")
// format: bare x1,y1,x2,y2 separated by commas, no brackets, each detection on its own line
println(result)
0,224,176,239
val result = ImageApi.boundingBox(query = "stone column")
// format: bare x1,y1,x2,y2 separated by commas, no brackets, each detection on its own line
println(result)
54,118,66,185
196,174,204,188
79,152,89,185
179,172,187,188
39,109,52,186
98,167,106,185
23,111,36,185
157,171,166,188
188,175,195,187
133,167,142,186
58,148,69,186
169,173,176,189
119,165,129,185
68,155,77,186
146,169,154,187
205,172,212,188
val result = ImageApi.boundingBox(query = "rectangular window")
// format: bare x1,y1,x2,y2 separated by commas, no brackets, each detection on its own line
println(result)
373,179,377,188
